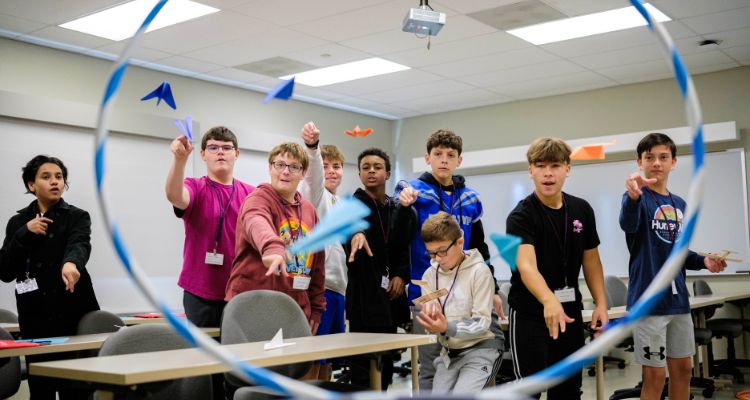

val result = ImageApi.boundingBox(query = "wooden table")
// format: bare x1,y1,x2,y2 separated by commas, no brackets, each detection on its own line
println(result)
30,332,435,394
0,326,219,357
0,315,175,336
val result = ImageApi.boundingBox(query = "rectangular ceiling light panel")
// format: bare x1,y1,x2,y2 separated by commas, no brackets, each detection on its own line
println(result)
60,0,219,41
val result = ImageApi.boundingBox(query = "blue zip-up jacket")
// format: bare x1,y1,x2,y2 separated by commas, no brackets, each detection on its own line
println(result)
619,188,705,315
395,172,496,303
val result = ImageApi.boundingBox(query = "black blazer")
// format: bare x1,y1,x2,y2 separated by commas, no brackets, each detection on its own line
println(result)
0,199,99,338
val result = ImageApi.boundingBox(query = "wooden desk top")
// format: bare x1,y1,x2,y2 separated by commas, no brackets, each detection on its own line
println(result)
0,326,219,357
30,332,435,386
0,315,175,336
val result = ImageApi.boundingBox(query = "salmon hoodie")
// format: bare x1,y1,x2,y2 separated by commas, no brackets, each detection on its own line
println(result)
225,183,326,323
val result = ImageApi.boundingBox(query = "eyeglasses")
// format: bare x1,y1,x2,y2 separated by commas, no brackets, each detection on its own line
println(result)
271,161,303,174
426,238,458,258
205,145,235,153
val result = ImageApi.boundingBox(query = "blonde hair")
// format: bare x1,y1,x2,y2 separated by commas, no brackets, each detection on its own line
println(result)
421,211,462,243
527,137,571,165
268,142,309,172
321,144,345,164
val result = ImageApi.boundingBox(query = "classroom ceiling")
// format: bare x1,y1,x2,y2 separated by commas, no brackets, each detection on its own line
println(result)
1,0,749,119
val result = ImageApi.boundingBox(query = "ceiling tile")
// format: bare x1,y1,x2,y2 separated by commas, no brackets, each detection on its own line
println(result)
571,43,664,70
682,49,739,69
542,0,630,16
283,43,371,68
340,29,430,55
596,59,671,83
689,62,743,75
705,27,750,49
291,1,409,42
139,11,275,55
541,21,696,58
151,56,224,75
424,46,562,78
184,27,327,67
233,0,389,27
289,85,349,102
681,6,750,35
387,87,504,111
0,0,123,25
429,0,521,15
95,42,173,62
0,14,47,36
22,25,111,49
385,31,532,68
207,67,270,84
322,69,443,95
457,59,585,87
723,44,750,64
425,14,498,43
358,79,476,103
652,0,750,19
490,71,615,98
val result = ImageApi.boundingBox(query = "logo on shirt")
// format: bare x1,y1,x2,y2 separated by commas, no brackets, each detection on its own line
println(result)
279,218,312,276
572,219,583,233
651,205,683,243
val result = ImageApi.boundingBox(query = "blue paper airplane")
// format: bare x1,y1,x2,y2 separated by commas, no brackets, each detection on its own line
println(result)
287,196,370,256
141,81,176,109
174,116,193,141
262,77,295,104
489,233,522,272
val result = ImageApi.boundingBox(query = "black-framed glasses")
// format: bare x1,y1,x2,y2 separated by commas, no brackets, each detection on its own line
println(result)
271,161,303,174
205,144,235,153
426,238,458,258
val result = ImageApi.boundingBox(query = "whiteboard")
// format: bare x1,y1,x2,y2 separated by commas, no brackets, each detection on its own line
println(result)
465,149,750,279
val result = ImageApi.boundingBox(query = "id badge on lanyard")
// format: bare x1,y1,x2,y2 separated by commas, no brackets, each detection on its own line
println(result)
554,286,575,303
16,274,39,294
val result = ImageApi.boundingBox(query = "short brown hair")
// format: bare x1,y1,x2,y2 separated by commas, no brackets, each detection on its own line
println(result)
426,129,463,155
421,211,462,243
321,144,345,164
268,142,309,172
526,137,571,165
201,126,238,151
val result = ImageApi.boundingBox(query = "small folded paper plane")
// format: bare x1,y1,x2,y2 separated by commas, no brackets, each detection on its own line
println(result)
490,233,522,272
570,140,616,161
698,250,742,263
174,116,193,141
141,81,176,110
344,126,373,137
264,328,296,350
413,288,448,306
262,77,295,104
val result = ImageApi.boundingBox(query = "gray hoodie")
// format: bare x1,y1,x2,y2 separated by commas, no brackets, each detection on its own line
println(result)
421,249,495,350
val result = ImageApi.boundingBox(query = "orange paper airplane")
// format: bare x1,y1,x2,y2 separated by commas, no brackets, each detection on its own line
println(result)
345,125,373,137
570,140,616,161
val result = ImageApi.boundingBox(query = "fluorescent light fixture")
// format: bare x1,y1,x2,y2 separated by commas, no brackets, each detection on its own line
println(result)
507,3,671,45
281,58,410,87
59,0,219,41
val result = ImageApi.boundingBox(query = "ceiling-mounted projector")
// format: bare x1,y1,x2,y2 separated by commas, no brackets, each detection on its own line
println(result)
402,1,446,36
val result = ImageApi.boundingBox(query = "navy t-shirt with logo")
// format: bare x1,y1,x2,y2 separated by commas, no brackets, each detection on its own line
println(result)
506,192,600,317
619,187,705,315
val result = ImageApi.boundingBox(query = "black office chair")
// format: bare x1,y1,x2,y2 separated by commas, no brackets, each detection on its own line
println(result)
693,280,745,383
0,326,22,399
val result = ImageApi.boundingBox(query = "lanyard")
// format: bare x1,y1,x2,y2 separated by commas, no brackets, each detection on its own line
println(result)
371,196,391,276
436,262,462,312
534,193,569,288
208,178,236,251
283,202,303,272
645,188,678,245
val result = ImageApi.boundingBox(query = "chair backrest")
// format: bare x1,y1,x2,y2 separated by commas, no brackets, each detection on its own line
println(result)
497,290,510,318
604,276,628,309
0,308,18,323
222,290,312,384
77,310,124,335
499,282,511,297
693,279,713,296
97,324,211,400
0,327,21,399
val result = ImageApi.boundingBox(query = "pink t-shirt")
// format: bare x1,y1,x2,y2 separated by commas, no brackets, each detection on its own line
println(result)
177,176,254,300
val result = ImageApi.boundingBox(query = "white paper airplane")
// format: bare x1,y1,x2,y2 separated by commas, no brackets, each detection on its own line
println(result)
263,328,296,350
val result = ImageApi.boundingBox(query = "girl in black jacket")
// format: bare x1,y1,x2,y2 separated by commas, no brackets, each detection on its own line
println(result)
0,155,99,399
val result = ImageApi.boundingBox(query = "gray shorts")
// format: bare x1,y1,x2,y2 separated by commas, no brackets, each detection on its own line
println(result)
633,313,695,367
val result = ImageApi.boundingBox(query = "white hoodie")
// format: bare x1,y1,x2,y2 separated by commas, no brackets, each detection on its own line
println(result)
299,145,347,295
421,249,495,349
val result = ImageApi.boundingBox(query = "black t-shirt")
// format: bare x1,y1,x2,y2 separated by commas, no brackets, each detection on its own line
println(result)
506,192,600,317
